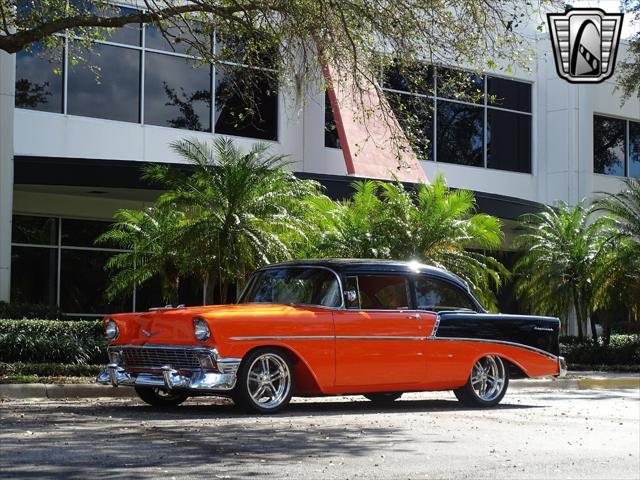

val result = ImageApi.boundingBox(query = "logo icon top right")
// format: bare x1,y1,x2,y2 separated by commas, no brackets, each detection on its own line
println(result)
547,8,624,84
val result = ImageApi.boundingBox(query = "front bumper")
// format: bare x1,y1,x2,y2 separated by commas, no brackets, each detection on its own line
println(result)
96,346,241,393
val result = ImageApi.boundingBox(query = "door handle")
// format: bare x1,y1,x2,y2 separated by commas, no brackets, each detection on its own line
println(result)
406,314,422,320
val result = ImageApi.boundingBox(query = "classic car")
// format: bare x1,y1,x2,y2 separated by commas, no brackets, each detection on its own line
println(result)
97,259,566,414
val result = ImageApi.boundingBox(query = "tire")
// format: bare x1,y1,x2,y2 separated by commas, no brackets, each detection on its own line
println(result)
134,386,189,407
232,348,294,414
364,392,403,403
454,355,509,407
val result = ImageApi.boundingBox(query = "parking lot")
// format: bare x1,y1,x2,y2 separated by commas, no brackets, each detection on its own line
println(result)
0,387,638,479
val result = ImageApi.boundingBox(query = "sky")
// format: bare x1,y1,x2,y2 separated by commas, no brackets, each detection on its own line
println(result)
570,0,639,38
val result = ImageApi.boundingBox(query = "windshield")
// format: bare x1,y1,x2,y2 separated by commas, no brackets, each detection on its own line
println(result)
239,267,342,308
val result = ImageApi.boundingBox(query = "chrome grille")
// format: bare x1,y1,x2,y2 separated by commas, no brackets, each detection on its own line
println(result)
119,347,201,370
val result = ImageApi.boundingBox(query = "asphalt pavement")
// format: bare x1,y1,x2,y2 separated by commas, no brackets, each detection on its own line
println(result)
0,387,638,479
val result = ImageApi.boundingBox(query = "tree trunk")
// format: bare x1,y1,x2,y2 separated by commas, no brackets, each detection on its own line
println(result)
573,292,584,339
588,309,599,344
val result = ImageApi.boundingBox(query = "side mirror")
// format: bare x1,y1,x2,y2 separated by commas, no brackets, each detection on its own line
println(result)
344,290,358,303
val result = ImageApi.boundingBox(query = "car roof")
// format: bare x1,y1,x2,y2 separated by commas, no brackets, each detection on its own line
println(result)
263,259,471,292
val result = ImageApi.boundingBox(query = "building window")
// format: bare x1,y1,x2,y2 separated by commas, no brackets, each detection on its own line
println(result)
630,121,640,178
324,92,341,149
15,18,278,140
67,41,141,123
374,63,533,173
15,41,64,113
593,115,632,177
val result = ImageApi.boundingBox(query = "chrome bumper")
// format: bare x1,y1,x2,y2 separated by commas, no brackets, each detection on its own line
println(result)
558,356,568,377
96,346,241,393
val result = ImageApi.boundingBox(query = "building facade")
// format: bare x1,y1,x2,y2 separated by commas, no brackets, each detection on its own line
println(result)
0,9,638,317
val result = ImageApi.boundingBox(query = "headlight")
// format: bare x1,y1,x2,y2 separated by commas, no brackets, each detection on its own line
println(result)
193,317,211,341
105,319,119,340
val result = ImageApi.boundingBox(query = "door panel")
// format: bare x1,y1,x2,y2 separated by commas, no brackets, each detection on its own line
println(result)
333,310,429,390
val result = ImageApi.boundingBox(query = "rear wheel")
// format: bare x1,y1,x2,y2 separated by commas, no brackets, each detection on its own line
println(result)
364,392,403,403
134,386,189,407
454,355,509,407
232,348,294,414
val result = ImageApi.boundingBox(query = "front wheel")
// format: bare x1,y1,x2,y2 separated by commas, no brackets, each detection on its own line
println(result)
134,386,189,407
232,348,294,414
454,355,509,407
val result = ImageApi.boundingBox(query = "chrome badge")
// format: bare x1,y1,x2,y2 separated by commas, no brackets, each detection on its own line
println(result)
547,8,624,84
141,329,159,337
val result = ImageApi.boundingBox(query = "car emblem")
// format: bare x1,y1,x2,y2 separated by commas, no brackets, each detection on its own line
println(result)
547,8,623,84
141,329,159,337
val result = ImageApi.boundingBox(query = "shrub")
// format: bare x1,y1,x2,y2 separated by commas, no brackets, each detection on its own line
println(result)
560,334,640,366
0,319,107,365
0,362,103,377
0,301,65,320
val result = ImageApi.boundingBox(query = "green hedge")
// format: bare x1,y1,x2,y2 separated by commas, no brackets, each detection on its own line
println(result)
0,301,65,320
0,362,103,377
0,319,107,365
560,335,640,366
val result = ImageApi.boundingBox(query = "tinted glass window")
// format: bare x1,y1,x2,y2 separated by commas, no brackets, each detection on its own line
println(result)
383,61,434,95
144,52,212,131
10,246,58,305
215,66,278,140
60,250,130,314
487,110,531,173
240,268,341,307
145,23,212,55
67,42,140,123
15,41,63,113
70,2,141,46
216,31,278,69
593,115,626,176
61,219,113,247
487,77,531,113
387,92,434,161
355,275,410,310
437,67,483,103
436,100,484,167
325,92,341,149
415,277,475,312
12,215,58,245
630,121,640,179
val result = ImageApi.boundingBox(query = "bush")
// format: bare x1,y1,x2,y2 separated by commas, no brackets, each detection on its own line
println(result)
560,334,640,366
0,362,103,377
0,301,65,320
0,319,107,365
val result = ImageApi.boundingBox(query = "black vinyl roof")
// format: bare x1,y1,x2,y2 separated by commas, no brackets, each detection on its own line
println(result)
264,259,470,291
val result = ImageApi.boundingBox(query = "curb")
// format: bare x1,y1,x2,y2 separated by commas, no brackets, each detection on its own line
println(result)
1,375,638,400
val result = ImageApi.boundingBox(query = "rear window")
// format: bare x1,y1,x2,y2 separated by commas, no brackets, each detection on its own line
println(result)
345,275,410,310
415,277,476,312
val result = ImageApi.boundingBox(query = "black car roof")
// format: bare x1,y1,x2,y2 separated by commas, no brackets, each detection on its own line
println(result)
263,259,470,292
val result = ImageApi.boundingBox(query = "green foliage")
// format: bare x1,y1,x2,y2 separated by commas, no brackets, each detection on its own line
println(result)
514,202,602,337
303,174,506,309
0,319,107,365
0,301,65,320
0,362,103,377
594,178,640,319
560,335,640,366
96,203,191,304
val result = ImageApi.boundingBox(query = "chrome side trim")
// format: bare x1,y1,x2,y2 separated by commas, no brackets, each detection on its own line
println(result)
431,336,559,360
336,336,425,341
428,313,441,338
229,335,334,341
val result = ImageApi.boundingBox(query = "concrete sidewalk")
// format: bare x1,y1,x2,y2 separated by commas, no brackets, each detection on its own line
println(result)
1,371,638,399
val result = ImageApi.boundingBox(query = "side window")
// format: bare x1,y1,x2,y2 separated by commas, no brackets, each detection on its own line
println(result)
415,277,476,312
346,275,410,310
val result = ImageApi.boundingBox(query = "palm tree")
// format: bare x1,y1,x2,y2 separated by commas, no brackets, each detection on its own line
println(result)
96,204,189,305
144,137,324,303
307,175,506,309
513,201,602,339
594,179,640,322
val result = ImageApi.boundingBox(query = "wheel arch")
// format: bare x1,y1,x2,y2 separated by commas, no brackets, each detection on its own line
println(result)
468,351,530,379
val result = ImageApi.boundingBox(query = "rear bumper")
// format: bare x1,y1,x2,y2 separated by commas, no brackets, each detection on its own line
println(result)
558,356,568,377
96,346,241,394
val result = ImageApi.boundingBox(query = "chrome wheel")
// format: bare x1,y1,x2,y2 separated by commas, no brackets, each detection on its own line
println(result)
470,356,506,402
454,355,509,407
234,348,295,414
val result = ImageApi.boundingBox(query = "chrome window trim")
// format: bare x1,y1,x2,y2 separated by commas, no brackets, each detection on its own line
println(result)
237,265,345,309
